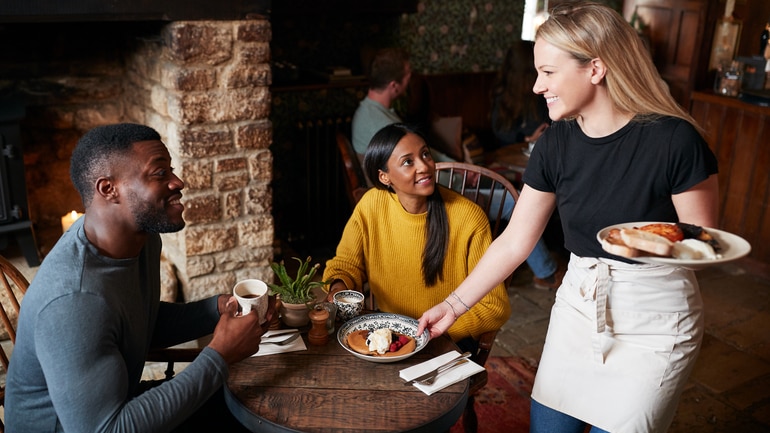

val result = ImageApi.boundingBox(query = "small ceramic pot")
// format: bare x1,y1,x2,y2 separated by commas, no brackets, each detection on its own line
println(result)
280,300,313,327
333,290,365,321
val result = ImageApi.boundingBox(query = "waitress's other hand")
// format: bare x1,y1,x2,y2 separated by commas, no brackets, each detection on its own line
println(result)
417,302,456,340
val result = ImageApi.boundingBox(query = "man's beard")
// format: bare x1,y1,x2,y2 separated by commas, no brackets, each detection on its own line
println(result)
129,192,185,234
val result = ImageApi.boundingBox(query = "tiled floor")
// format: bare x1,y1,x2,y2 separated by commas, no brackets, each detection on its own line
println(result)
496,258,770,432
4,247,770,432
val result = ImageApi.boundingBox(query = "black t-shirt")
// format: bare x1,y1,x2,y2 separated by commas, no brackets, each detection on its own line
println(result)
523,116,718,261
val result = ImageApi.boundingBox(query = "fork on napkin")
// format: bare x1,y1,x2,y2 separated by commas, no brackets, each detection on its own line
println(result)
251,329,307,357
399,350,484,395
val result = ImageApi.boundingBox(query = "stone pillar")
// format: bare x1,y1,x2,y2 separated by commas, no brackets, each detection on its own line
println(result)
124,18,274,301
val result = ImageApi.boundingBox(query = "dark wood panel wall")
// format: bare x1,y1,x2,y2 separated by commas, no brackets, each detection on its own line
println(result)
406,72,498,142
690,91,770,263
630,0,707,108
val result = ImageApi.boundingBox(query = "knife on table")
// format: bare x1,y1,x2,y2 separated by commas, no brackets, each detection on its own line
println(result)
261,329,300,341
403,351,472,385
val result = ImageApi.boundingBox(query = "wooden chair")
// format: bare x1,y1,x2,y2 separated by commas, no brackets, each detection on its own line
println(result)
435,161,519,433
435,161,519,240
335,131,378,307
0,255,31,433
335,131,369,207
146,347,201,381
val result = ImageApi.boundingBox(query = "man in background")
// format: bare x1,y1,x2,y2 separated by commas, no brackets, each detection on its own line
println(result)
352,47,455,169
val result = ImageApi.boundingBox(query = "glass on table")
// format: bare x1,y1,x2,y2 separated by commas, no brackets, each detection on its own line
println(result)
315,302,338,334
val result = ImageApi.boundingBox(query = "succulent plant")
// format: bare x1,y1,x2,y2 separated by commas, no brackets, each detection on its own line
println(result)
268,256,330,305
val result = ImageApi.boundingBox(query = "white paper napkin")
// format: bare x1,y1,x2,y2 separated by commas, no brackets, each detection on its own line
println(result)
251,329,307,357
399,350,485,395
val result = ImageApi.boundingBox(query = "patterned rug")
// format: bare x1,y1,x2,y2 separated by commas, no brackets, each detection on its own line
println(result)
450,356,536,433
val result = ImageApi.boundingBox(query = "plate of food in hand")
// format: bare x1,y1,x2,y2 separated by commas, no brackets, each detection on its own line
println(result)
337,312,430,363
597,221,751,268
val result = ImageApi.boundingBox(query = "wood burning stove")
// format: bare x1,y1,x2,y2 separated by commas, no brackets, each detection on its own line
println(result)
0,101,40,266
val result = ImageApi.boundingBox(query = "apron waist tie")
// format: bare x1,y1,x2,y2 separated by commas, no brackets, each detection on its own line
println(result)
590,262,610,364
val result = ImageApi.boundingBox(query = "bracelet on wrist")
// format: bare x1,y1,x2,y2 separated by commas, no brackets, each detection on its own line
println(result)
450,291,471,312
444,299,459,319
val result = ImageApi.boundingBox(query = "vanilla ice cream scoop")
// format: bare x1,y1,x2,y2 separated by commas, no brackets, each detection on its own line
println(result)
366,328,392,355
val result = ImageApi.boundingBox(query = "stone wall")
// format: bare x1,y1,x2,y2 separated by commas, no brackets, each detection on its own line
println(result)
1,18,274,301
124,19,274,301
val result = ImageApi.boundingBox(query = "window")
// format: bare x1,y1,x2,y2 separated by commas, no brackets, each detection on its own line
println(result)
521,0,549,41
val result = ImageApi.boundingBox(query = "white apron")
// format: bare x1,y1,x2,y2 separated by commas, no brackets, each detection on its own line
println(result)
531,254,703,432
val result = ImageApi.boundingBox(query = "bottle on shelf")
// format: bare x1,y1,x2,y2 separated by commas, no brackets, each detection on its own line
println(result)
717,60,744,97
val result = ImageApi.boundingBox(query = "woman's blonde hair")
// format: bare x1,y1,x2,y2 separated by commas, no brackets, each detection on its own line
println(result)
536,1,702,133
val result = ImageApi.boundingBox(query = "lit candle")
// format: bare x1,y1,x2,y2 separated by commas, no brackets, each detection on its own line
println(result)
61,210,84,233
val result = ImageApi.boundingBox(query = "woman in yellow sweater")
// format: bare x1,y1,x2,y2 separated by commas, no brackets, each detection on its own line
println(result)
323,123,510,350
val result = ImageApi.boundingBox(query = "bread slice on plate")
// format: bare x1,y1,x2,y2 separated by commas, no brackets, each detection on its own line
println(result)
601,228,641,258
619,228,673,256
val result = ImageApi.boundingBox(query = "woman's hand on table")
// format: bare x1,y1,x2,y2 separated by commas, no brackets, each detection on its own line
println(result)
325,280,347,302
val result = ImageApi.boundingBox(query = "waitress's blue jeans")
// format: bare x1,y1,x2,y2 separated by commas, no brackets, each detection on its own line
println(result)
485,189,558,279
530,399,611,433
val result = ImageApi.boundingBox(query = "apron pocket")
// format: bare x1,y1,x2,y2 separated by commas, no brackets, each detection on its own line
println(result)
605,308,679,387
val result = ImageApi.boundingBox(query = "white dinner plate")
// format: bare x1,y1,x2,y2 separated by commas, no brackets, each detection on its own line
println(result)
337,313,429,363
596,222,751,268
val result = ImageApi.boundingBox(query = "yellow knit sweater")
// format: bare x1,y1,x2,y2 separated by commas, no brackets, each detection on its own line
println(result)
323,187,511,341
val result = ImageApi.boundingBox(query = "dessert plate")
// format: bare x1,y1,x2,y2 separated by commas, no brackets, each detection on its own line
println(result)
597,222,751,268
337,313,429,363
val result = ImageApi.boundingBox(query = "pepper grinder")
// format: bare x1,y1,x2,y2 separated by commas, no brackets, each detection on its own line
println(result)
308,305,330,345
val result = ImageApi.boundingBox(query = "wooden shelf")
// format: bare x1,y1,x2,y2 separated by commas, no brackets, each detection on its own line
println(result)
691,90,770,115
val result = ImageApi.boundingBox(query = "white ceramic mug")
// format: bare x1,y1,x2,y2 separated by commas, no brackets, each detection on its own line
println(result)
233,279,269,324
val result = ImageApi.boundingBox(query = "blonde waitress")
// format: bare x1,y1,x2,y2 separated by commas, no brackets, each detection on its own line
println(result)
417,2,718,432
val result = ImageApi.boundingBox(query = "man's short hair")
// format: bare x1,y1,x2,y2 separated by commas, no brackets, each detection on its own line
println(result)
70,123,160,207
368,48,410,91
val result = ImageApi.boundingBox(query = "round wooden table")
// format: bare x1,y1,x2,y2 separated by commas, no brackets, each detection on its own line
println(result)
225,332,469,432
